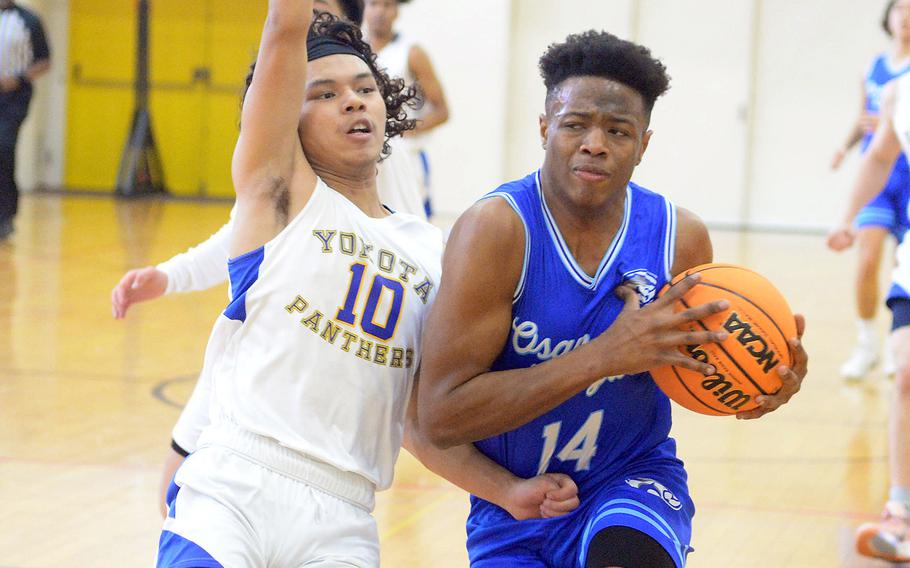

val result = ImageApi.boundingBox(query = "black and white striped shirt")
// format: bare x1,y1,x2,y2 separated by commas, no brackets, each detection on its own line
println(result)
0,3,50,80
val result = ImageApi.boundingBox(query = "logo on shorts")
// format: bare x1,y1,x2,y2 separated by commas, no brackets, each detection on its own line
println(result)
622,269,659,306
625,477,683,511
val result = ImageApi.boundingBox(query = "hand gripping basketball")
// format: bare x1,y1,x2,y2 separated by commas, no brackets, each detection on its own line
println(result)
598,273,730,378
735,314,807,420
648,263,804,417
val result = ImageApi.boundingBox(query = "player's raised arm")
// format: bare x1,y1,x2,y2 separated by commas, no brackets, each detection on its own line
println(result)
231,0,318,256
829,84,904,251
408,46,449,134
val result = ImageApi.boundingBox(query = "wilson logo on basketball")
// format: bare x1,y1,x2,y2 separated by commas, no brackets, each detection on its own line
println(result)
650,263,795,416
722,311,781,373
686,344,752,411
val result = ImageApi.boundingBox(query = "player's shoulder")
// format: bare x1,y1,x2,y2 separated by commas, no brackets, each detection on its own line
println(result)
387,212,445,260
868,52,890,76
627,180,670,203
390,211,443,239
672,207,712,274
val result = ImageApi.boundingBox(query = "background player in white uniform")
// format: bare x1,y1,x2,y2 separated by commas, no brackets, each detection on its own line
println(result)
110,0,424,517
829,70,910,563
156,5,578,567
829,0,910,380
364,0,449,218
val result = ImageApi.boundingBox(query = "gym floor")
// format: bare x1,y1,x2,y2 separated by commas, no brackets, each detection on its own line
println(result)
0,193,897,567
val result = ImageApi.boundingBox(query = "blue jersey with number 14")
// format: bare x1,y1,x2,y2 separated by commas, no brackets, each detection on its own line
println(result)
473,171,683,499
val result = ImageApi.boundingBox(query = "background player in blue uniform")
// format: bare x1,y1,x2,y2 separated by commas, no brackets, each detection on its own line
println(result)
417,31,809,567
830,0,910,380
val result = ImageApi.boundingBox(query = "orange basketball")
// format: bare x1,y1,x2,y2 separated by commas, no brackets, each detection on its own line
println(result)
649,263,797,416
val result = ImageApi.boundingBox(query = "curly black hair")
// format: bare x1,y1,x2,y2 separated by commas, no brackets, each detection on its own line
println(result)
539,30,670,117
338,0,363,25
241,11,418,160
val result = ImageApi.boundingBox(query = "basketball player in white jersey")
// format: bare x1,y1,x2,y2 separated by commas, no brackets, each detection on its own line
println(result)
829,73,910,563
363,0,449,218
155,5,577,567
110,0,424,517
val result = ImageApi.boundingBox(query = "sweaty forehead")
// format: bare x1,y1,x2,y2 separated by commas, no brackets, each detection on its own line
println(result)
549,77,646,119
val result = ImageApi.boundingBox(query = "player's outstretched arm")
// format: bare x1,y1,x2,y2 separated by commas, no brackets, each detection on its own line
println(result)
408,46,449,134
404,376,579,520
231,0,318,257
417,199,729,449
828,83,903,252
111,218,233,318
156,219,232,295
111,267,168,319
832,79,875,170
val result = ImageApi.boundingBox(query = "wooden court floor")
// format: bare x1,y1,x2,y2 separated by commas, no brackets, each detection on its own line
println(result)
0,193,903,567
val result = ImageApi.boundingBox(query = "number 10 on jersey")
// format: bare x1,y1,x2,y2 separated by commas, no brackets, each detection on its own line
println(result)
337,263,405,341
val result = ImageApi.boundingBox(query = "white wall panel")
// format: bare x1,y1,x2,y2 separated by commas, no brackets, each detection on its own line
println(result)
25,1,903,232
397,0,512,217
504,0,634,183
750,0,887,230
633,0,753,227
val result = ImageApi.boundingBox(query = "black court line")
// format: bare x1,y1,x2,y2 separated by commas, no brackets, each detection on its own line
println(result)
151,375,197,409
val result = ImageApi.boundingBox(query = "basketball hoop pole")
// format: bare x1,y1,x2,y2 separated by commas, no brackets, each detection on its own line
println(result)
115,0,166,197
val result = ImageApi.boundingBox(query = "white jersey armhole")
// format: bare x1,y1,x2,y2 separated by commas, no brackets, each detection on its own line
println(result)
664,198,678,281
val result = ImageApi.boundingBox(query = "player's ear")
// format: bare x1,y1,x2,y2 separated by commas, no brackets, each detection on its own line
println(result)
636,130,653,165
539,114,549,149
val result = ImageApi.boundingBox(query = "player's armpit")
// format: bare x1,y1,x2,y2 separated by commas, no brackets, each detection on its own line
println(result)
230,2,318,257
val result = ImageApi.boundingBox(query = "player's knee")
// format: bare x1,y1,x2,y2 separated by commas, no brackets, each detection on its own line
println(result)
585,525,675,568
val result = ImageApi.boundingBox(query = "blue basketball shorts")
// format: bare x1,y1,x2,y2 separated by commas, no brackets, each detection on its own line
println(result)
855,156,910,242
466,463,694,568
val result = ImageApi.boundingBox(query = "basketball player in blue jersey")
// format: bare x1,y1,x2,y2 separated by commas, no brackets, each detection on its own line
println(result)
829,66,910,564
155,5,579,567
830,0,910,380
418,31,809,567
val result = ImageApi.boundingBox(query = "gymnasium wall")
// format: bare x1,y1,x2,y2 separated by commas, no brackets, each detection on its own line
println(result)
14,0,891,231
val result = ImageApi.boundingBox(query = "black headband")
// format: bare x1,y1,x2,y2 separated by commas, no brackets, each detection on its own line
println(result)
307,36,371,65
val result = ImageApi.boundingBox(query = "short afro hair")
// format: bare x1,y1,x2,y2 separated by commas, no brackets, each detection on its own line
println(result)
539,30,670,116
242,11,418,160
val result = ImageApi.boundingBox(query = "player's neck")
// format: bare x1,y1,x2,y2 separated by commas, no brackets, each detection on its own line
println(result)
367,29,394,52
540,172,627,273
890,39,910,63
317,168,387,218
